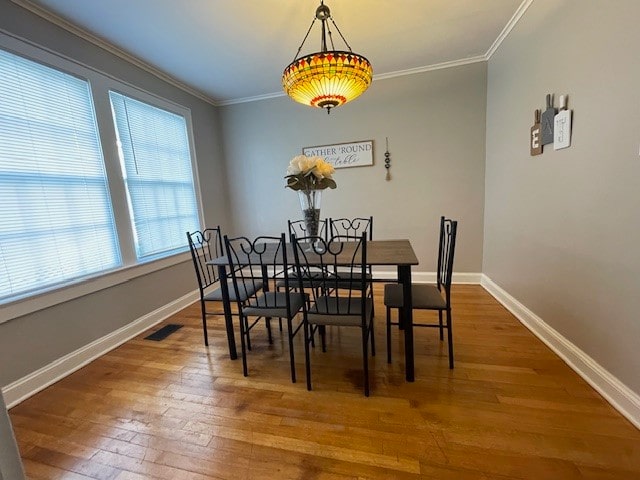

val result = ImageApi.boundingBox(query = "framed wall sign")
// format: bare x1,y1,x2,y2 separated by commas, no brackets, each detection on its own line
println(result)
303,140,373,169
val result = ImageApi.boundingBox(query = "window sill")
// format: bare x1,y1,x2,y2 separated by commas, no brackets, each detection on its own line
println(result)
0,251,192,325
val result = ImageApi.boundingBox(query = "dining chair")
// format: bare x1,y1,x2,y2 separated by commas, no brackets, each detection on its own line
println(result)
273,218,330,332
292,233,375,396
288,218,328,241
384,216,458,368
187,227,264,347
283,218,330,289
224,233,307,382
328,216,375,311
280,218,330,284
328,216,373,240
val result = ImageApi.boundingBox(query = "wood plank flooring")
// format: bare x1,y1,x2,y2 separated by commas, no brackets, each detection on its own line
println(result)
9,285,640,479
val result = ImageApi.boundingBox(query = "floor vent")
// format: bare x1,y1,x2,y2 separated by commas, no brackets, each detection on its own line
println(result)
144,324,183,341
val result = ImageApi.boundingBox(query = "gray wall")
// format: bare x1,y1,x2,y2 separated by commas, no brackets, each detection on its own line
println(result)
484,0,640,394
0,2,228,387
219,63,487,274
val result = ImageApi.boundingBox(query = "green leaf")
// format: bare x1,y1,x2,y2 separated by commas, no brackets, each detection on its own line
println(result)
285,176,304,191
285,172,337,191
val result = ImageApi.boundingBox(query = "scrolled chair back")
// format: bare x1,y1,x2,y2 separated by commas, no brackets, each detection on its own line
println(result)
291,233,368,317
328,216,373,241
223,233,291,308
288,218,328,241
186,227,223,290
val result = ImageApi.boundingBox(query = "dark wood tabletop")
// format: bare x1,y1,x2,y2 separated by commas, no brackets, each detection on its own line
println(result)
208,239,419,267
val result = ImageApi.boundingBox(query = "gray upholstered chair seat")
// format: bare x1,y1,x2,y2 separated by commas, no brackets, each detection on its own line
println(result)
307,296,373,326
204,279,263,303
383,283,446,310
244,291,307,318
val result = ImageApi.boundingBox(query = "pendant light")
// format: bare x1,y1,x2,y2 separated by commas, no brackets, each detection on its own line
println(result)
282,1,373,113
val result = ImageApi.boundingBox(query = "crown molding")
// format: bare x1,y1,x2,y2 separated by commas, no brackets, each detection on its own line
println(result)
373,55,488,82
11,0,534,108
221,55,490,107
10,0,218,106
485,0,534,59
218,90,286,107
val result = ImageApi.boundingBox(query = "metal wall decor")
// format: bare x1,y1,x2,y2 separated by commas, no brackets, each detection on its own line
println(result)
530,93,573,156
384,137,391,180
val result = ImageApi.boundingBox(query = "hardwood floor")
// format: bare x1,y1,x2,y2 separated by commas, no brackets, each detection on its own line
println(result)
9,285,640,479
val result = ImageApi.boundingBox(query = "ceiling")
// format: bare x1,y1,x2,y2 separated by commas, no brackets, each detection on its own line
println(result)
21,0,528,105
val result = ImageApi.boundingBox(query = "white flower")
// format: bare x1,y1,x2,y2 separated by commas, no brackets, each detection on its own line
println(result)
285,154,337,191
312,158,335,179
287,155,317,175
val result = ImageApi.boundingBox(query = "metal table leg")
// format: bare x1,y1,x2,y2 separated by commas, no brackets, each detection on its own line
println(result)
398,264,414,382
217,264,237,360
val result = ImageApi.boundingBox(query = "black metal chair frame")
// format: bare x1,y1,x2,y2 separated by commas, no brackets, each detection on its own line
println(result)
272,219,331,331
224,233,306,382
328,217,373,241
327,216,375,312
292,233,376,396
288,218,329,241
284,218,331,290
385,216,458,368
187,227,238,347
280,218,331,288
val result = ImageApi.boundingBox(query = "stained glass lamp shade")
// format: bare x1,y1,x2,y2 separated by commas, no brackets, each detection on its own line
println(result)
282,2,373,113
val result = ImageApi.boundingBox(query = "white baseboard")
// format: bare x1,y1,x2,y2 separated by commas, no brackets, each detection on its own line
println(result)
2,291,199,409
372,270,482,284
481,275,640,430
449,272,483,284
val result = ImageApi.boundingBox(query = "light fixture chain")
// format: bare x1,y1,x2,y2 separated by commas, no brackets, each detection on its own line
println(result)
325,18,336,51
292,17,318,62
329,17,353,52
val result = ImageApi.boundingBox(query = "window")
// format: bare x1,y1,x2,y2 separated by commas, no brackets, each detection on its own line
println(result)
109,92,200,260
0,34,204,314
0,48,121,303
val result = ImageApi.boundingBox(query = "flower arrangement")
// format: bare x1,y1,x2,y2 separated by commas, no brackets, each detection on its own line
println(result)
285,155,336,239
285,155,337,191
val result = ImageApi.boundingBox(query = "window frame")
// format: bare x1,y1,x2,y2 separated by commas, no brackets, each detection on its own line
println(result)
0,31,204,324
108,89,203,262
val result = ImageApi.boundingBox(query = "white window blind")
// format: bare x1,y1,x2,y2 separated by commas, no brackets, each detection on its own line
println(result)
109,92,199,260
0,49,121,303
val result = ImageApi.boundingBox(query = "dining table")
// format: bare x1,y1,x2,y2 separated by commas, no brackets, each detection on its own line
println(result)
208,238,420,381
